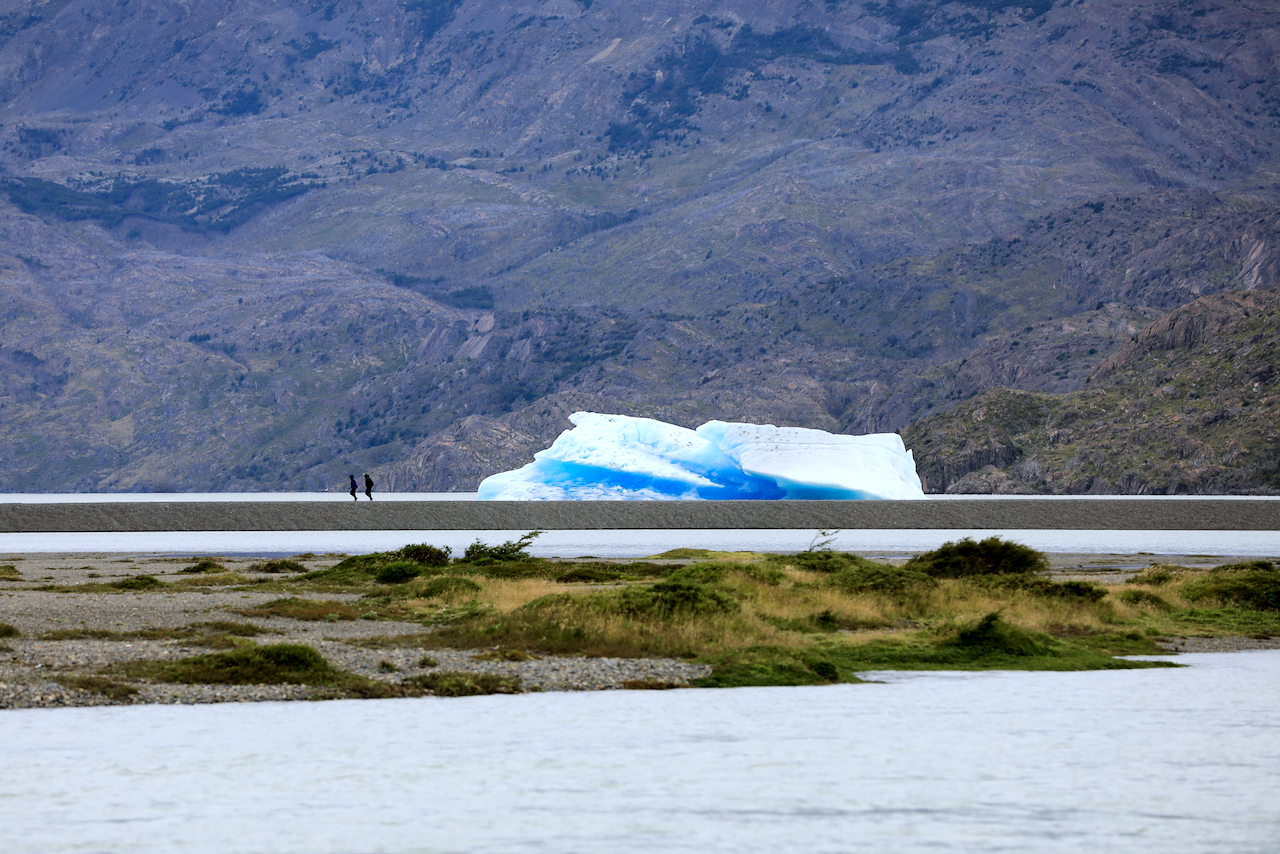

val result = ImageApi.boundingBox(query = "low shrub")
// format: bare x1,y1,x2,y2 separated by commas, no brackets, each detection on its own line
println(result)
179,559,227,574
409,671,522,696
1118,589,1173,611
693,645,854,688
461,531,543,564
248,559,309,574
138,643,336,685
827,564,938,595
1004,577,1109,603
555,566,624,583
665,563,729,585
771,551,875,574
375,561,423,584
943,612,1055,658
905,536,1049,578
616,581,739,618
1129,566,1179,585
108,575,166,591
1183,562,1280,611
399,543,452,566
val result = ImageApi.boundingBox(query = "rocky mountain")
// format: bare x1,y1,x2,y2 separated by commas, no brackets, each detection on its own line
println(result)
904,289,1280,493
0,0,1277,493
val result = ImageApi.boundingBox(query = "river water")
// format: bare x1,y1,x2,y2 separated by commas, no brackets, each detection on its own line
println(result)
2,495,1277,851
2,651,1278,853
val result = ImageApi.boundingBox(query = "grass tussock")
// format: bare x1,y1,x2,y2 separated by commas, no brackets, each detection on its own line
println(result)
0,621,20,638
121,642,335,685
117,643,421,699
180,559,227,574
238,597,362,621
105,575,167,591
0,564,22,580
407,671,522,697
247,559,309,574
39,621,273,647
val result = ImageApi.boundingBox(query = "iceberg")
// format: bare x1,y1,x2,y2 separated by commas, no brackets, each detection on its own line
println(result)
477,412,925,500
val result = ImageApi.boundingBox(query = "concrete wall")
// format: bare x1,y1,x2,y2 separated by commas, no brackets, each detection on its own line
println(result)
1,499,1277,532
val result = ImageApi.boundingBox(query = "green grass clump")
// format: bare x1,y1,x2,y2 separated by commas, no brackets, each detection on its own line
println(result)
107,575,167,591
769,551,879,574
174,572,253,587
407,671,522,696
905,536,1049,578
247,559,309,574
127,643,336,685
1129,566,1180,585
240,597,362,621
0,564,22,579
693,646,855,688
460,531,543,564
827,564,938,595
118,643,419,697
39,621,272,646
943,612,1055,658
375,561,424,584
977,575,1109,603
1117,589,1174,611
180,559,227,574
1182,561,1280,611
615,581,739,618
400,543,452,566
555,566,625,583
294,544,457,589
0,622,19,638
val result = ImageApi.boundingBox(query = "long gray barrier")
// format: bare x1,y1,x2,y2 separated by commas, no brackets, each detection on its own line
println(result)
0,499,1276,532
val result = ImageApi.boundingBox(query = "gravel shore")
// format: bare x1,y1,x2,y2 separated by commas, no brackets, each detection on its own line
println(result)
2,550,1277,710
0,552,712,709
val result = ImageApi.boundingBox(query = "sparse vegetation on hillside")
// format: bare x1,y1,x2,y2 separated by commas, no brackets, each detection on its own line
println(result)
0,0,1278,492
905,291,1280,494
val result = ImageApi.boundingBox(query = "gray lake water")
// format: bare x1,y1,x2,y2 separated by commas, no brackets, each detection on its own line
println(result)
3,651,1278,853
2,493,1280,558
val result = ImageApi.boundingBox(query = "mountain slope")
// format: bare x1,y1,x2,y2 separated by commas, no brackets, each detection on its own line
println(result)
903,290,1280,494
0,0,1278,491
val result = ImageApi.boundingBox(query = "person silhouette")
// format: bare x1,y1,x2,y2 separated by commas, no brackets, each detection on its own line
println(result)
349,474,359,501
364,473,374,500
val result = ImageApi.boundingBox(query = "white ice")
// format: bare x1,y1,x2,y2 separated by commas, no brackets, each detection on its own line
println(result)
477,412,925,500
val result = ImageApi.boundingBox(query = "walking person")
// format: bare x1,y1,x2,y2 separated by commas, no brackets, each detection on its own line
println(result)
349,474,359,501
364,472,374,500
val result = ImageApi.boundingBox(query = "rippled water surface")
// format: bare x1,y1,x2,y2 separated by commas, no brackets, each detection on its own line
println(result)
4,651,1278,853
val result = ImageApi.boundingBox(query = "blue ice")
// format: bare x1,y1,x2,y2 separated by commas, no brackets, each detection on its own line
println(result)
477,412,925,500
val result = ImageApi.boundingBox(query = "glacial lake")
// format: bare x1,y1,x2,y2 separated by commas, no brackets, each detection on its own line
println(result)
3,651,1278,854
1,493,1278,558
